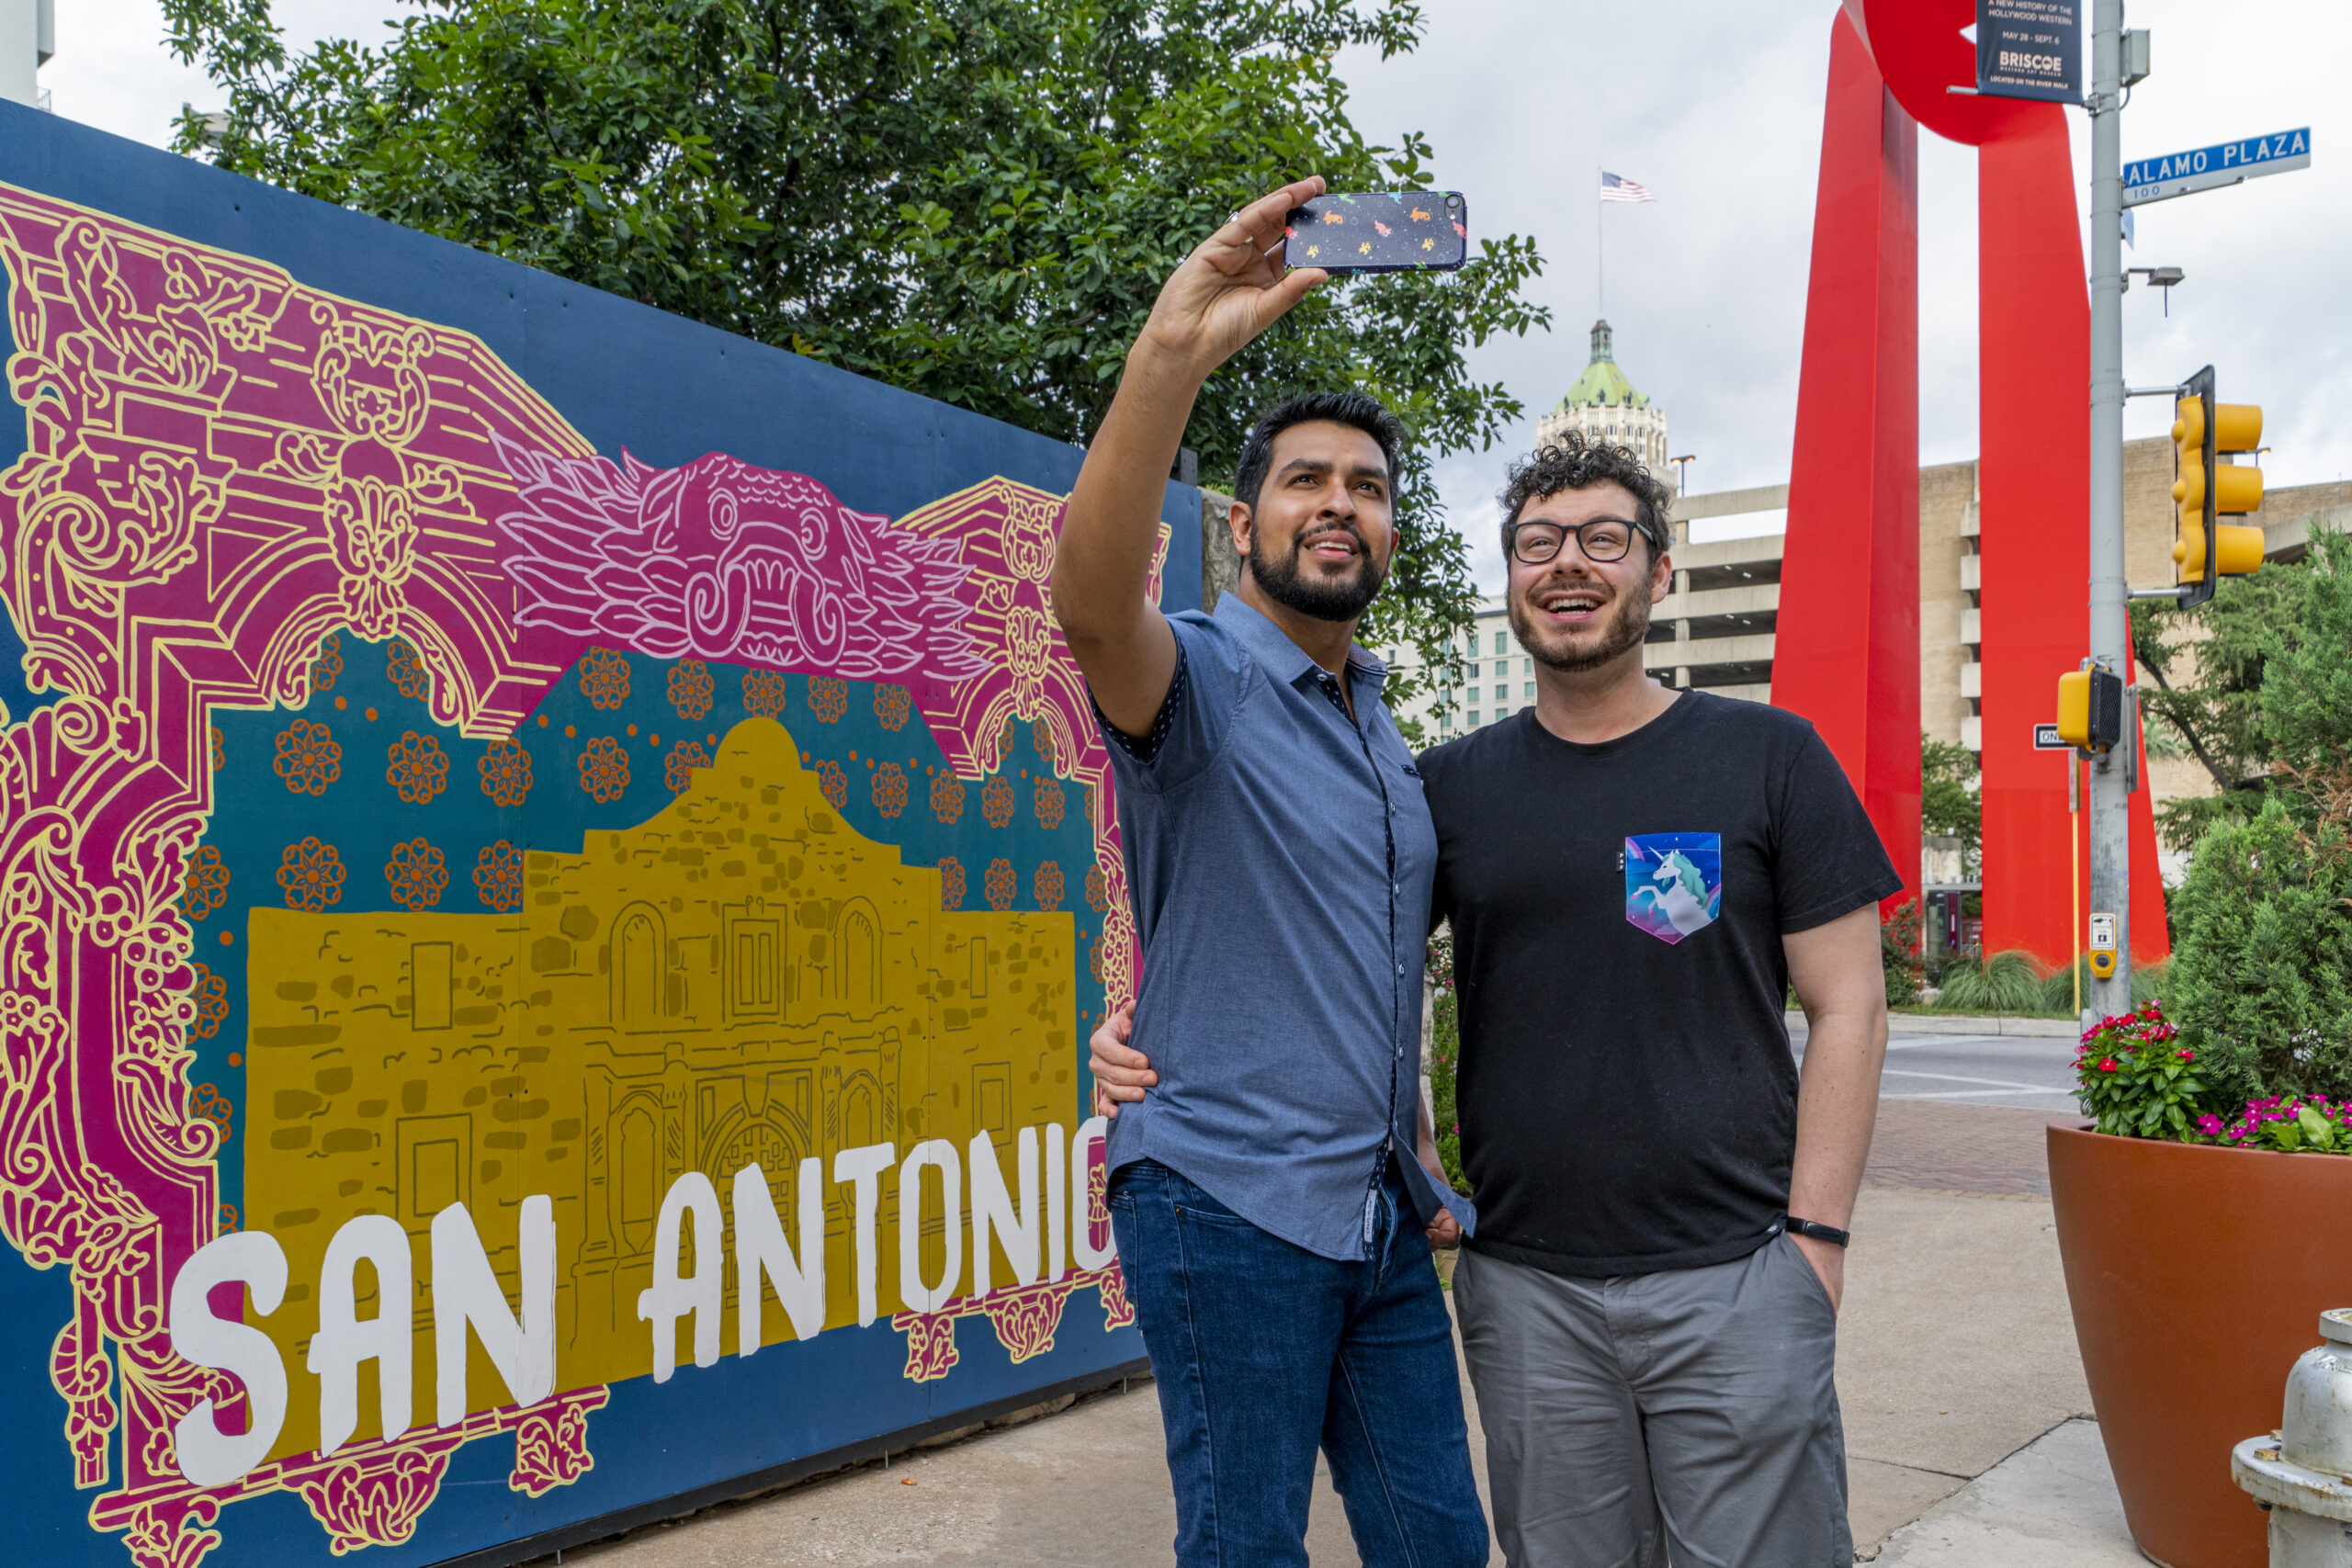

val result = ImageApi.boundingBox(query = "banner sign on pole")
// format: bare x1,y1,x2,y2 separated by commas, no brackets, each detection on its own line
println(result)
2033,723,2071,750
1976,0,2083,103
0,98,1171,1568
2123,128,2312,207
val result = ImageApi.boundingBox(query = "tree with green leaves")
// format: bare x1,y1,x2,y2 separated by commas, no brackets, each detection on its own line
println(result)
1920,731,1980,871
162,0,1550,733
2131,559,2313,849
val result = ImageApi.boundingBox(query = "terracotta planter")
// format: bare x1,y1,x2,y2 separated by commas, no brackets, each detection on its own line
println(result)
2047,1120,2352,1568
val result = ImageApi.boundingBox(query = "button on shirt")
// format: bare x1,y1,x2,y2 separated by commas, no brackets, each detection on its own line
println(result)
1094,592,1464,1261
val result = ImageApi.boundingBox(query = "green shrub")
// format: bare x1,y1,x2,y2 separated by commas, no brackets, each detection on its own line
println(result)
1882,900,1924,1009
2165,525,2352,1109
2165,797,2352,1105
1426,932,1468,1194
1936,949,2048,1015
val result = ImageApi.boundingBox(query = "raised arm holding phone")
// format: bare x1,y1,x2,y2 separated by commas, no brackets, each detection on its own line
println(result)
1088,416,1897,1564
1053,178,1487,1568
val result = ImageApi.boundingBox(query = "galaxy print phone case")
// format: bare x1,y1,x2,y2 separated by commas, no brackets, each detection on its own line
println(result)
1283,192,1469,275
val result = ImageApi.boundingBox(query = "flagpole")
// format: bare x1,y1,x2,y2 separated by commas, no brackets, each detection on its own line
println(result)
1596,167,1604,318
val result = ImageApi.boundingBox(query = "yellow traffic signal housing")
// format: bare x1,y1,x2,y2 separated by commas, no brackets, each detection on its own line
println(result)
2173,522,2266,581
2056,667,2123,751
2169,459,2264,518
2170,367,2266,608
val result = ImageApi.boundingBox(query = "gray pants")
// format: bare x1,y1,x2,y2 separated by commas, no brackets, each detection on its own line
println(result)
1453,1238,1849,1568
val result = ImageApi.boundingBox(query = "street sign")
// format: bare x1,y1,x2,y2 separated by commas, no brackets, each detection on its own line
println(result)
2124,128,2312,208
1977,0,2082,104
2033,723,2070,750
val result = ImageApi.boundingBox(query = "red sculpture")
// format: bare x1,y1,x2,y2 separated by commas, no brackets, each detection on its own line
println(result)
1775,0,2169,967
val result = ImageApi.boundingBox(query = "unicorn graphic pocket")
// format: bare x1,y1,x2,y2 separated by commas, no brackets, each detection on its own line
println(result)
1624,832,1723,945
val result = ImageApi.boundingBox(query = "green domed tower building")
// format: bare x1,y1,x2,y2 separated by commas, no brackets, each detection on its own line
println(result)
1536,319,1671,484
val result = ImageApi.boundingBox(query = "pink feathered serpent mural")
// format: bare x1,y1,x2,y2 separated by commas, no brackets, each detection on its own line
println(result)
0,147,1166,1568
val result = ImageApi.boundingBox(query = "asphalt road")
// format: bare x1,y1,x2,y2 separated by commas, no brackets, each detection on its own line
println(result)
1793,1029,2085,1115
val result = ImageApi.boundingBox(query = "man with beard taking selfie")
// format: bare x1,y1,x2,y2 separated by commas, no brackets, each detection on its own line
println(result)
1093,432,1898,1565
1050,174,1487,1568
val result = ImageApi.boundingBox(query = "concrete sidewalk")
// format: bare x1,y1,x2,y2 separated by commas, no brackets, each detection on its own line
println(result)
529,1102,2130,1566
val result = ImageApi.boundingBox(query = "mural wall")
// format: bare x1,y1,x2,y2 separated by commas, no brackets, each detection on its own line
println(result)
0,101,1181,1566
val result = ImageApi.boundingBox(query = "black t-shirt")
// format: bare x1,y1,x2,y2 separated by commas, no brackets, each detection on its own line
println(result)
1419,692,1903,1279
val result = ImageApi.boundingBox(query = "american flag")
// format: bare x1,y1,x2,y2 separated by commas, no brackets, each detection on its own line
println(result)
1600,172,1656,204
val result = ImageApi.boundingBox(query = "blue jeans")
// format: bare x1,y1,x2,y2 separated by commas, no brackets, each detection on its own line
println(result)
1108,1156,1489,1567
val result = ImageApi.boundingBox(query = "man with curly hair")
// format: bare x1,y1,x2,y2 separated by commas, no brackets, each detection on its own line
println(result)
1096,429,1898,1564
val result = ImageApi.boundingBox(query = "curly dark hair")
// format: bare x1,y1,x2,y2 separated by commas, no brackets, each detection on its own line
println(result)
1497,432,1673,562
1233,391,1407,515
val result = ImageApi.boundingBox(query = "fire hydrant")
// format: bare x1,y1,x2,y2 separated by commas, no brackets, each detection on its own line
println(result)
2233,1309,2352,1564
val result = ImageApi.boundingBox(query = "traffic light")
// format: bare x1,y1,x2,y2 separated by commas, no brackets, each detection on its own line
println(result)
2170,365,2266,607
2056,665,2123,752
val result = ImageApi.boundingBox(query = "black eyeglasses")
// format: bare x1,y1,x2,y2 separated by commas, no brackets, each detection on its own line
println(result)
1507,517,1649,565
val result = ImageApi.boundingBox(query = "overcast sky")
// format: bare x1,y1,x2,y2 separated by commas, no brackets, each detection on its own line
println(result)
36,0,2351,592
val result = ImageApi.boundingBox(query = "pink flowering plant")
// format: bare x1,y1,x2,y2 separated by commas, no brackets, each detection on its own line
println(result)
2076,1001,2352,1154
2196,1095,2352,1155
2075,1003,2211,1139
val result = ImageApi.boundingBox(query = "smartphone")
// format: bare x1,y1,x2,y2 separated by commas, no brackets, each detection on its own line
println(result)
1283,192,1469,275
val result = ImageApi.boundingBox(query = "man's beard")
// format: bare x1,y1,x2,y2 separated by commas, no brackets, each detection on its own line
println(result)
1246,524,1387,623
1511,574,1654,672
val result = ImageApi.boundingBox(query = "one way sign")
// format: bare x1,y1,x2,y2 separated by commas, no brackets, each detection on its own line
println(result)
2125,128,2311,207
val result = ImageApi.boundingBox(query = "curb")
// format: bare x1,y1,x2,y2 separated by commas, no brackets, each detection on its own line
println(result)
1786,1010,2078,1039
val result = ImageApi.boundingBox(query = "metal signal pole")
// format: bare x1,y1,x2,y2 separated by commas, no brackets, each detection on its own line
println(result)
2086,0,2132,1021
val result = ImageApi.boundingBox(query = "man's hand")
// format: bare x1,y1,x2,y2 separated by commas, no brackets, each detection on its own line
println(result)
1418,1138,1463,1249
1089,1001,1156,1119
1792,1233,1844,1313
1053,175,1329,737
1785,901,1887,1320
1134,175,1331,383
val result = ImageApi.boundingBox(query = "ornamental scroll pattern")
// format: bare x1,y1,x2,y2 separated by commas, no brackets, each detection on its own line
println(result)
0,179,1143,1568
892,478,1161,1012
0,179,599,1568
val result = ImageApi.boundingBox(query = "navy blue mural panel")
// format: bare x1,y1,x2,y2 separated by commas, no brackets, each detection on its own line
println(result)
0,99,1178,1566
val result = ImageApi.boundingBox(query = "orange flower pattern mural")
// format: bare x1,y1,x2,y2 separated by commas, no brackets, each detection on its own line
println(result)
386,730,449,804
664,739,710,794
984,857,1017,910
743,668,788,716
931,772,965,823
311,633,343,693
980,777,1016,828
473,840,525,911
182,844,230,920
188,964,229,1039
875,683,912,729
580,646,630,708
1035,775,1065,829
479,738,533,807
808,676,848,723
873,762,909,818
274,717,341,794
278,839,348,910
666,659,714,721
384,838,449,909
940,856,967,909
578,736,630,802
386,636,432,700
1035,861,1065,910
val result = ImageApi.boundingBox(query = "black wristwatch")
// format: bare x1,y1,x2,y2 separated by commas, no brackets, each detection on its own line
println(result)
1781,1215,1851,1248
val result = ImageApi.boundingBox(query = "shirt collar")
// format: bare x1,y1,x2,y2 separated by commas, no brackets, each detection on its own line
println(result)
1212,591,1389,693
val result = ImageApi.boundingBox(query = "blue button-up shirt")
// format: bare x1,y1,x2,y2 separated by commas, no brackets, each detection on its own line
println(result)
1096,592,1470,1260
